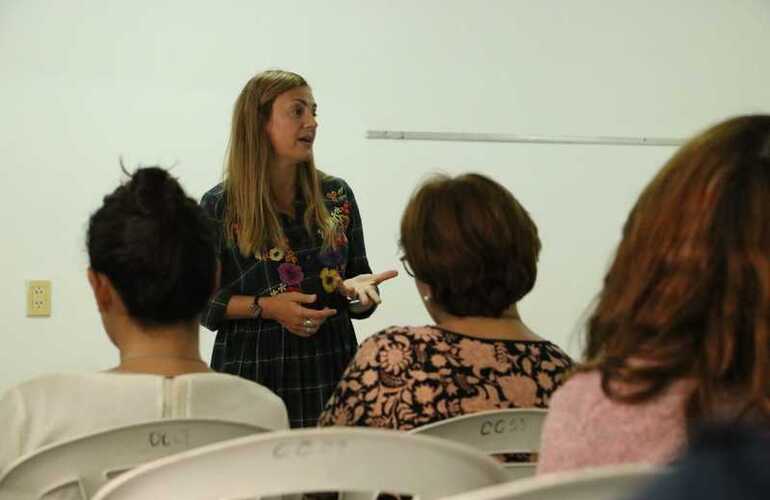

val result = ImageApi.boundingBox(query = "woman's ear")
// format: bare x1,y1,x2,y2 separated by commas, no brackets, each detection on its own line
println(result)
87,268,113,313
416,280,432,303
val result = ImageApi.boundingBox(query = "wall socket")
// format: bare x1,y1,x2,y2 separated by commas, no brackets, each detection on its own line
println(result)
27,280,51,317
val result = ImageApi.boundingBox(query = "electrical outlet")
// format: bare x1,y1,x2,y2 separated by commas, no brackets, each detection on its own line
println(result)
27,280,51,317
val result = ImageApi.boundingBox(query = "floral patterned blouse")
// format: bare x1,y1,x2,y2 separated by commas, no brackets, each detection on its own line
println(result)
319,325,573,430
200,176,374,428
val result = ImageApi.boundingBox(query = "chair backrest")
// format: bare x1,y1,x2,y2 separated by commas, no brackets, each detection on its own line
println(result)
93,427,510,500
0,419,265,500
409,409,547,480
440,464,665,500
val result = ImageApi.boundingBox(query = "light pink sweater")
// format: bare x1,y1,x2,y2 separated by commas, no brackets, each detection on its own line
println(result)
537,371,693,474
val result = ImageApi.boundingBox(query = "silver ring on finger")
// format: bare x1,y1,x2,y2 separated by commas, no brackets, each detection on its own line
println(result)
303,319,313,328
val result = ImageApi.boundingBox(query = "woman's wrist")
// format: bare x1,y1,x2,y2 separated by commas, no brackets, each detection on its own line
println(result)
348,285,379,314
257,296,273,320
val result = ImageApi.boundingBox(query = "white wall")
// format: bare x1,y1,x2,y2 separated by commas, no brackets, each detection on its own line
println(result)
2,0,769,392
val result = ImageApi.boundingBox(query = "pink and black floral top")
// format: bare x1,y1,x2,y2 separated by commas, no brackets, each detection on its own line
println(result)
318,325,573,429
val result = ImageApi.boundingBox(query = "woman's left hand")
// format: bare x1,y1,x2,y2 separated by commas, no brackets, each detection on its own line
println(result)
337,270,399,310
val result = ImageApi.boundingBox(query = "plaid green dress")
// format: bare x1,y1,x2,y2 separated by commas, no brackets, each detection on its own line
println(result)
200,176,374,428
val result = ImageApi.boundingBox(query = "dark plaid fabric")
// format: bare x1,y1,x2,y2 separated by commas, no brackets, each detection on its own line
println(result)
200,176,373,428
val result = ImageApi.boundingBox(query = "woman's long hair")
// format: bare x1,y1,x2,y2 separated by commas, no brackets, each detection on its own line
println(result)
224,70,335,256
584,115,770,425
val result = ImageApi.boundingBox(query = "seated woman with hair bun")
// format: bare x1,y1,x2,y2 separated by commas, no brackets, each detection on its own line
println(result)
319,173,573,431
0,167,288,474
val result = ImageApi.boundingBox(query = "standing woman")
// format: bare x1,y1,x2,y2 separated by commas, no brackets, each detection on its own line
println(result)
201,70,396,427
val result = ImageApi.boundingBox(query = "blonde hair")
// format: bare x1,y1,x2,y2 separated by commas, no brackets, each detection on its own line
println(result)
224,70,335,256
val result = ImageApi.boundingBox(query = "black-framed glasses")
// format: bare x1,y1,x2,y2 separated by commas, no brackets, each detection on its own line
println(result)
399,256,415,278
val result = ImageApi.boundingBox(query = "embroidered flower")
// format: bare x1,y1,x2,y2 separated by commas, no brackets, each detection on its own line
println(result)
326,186,346,201
537,371,554,390
498,374,538,407
431,354,447,368
319,248,344,267
330,207,345,224
321,268,341,293
285,249,298,264
268,247,284,261
357,339,379,368
278,263,304,286
361,369,379,387
335,231,348,247
414,384,436,405
331,405,352,425
460,388,502,414
379,342,413,375
412,327,441,342
457,339,503,375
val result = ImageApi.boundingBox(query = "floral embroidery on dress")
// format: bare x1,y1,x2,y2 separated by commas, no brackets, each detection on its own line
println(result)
319,248,345,267
268,283,288,296
278,263,304,288
326,186,352,231
240,183,357,299
321,268,341,293
268,247,284,261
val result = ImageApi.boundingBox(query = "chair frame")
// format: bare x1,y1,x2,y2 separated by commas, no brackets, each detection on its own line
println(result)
92,427,509,500
0,418,265,499
409,408,548,480
440,463,666,500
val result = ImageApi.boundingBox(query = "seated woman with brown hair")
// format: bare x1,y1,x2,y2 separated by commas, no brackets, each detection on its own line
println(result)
537,114,770,474
0,167,288,474
319,173,573,429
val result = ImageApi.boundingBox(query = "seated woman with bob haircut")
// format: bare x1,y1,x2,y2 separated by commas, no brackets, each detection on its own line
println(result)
319,173,573,429
0,167,288,474
538,114,770,474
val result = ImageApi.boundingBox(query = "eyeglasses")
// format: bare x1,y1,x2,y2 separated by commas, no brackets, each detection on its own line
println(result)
399,256,415,278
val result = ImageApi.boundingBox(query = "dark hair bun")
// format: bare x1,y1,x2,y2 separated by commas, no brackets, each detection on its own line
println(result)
87,166,216,326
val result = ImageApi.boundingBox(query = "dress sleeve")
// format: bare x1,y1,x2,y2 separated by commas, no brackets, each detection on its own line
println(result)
199,188,234,332
318,336,381,427
340,181,376,320
0,387,25,475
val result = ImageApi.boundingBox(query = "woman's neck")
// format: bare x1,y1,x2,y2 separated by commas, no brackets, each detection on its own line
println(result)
434,305,543,342
109,319,210,376
271,161,298,215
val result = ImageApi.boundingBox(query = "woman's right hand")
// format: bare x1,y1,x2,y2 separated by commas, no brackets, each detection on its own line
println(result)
260,292,337,337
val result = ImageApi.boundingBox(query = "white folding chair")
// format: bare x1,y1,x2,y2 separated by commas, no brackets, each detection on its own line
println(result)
410,409,547,480
440,463,665,500
0,419,266,500
93,427,509,500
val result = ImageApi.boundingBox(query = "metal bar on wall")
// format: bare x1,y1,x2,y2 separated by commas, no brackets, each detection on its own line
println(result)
366,130,686,147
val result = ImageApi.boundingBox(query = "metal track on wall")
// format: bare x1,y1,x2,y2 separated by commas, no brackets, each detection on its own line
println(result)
366,130,686,147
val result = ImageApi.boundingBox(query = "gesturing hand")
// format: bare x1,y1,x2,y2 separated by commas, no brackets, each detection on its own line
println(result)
260,292,337,337
337,270,399,310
